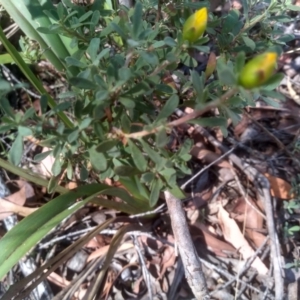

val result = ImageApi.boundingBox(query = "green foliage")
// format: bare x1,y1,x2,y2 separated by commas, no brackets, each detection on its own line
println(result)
0,0,293,209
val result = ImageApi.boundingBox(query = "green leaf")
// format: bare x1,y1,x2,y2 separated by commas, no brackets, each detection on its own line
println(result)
128,140,147,172
155,84,174,95
235,51,245,73
96,140,119,152
118,175,150,203
191,70,204,101
164,36,177,47
155,129,169,148
69,77,98,90
114,165,140,176
287,4,300,11
78,10,93,22
223,106,241,125
0,184,117,280
141,51,158,65
40,95,48,114
18,125,32,136
261,73,284,90
119,97,135,109
132,2,143,39
0,98,16,119
95,90,109,102
241,0,249,19
80,165,89,181
242,36,256,50
152,40,165,48
67,160,73,180
34,150,52,163
167,185,186,199
140,139,164,167
65,56,86,68
217,61,236,85
149,178,163,207
67,129,79,143
87,38,100,62
52,157,62,176
89,146,107,171
118,67,132,81
0,79,11,94
141,172,155,183
181,53,198,68
22,108,35,121
8,134,23,166
156,94,179,123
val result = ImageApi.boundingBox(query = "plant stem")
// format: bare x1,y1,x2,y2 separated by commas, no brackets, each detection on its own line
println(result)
124,87,238,139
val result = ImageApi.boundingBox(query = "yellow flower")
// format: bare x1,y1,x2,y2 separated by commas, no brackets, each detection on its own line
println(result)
182,7,208,43
238,52,278,89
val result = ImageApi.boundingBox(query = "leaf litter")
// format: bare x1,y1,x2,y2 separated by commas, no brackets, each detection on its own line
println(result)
2,5,300,300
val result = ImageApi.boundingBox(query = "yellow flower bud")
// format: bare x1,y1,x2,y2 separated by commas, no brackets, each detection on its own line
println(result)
182,7,208,43
238,52,277,89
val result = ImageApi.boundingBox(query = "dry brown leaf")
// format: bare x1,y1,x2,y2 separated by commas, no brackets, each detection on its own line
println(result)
39,147,55,177
192,223,236,258
231,197,263,230
264,173,292,199
246,229,267,249
67,181,78,190
47,272,70,288
218,205,268,275
0,180,37,219
230,197,266,248
190,147,233,169
159,245,176,279
0,198,37,219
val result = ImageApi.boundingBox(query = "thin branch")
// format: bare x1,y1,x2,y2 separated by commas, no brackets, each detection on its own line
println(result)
164,191,208,299
124,87,238,139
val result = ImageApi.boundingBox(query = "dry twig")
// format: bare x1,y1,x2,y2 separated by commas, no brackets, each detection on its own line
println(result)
164,191,208,299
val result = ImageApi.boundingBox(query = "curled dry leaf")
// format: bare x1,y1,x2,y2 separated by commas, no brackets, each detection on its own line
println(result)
190,147,233,169
218,205,268,275
264,173,293,199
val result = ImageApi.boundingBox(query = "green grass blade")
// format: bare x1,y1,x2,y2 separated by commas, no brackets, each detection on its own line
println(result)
0,183,116,279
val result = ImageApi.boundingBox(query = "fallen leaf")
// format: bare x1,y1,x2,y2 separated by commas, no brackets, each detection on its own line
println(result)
231,197,263,230
39,147,55,177
218,205,268,275
192,223,236,258
190,147,233,169
159,245,176,279
264,173,293,199
246,229,267,249
0,181,37,219
0,198,37,219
